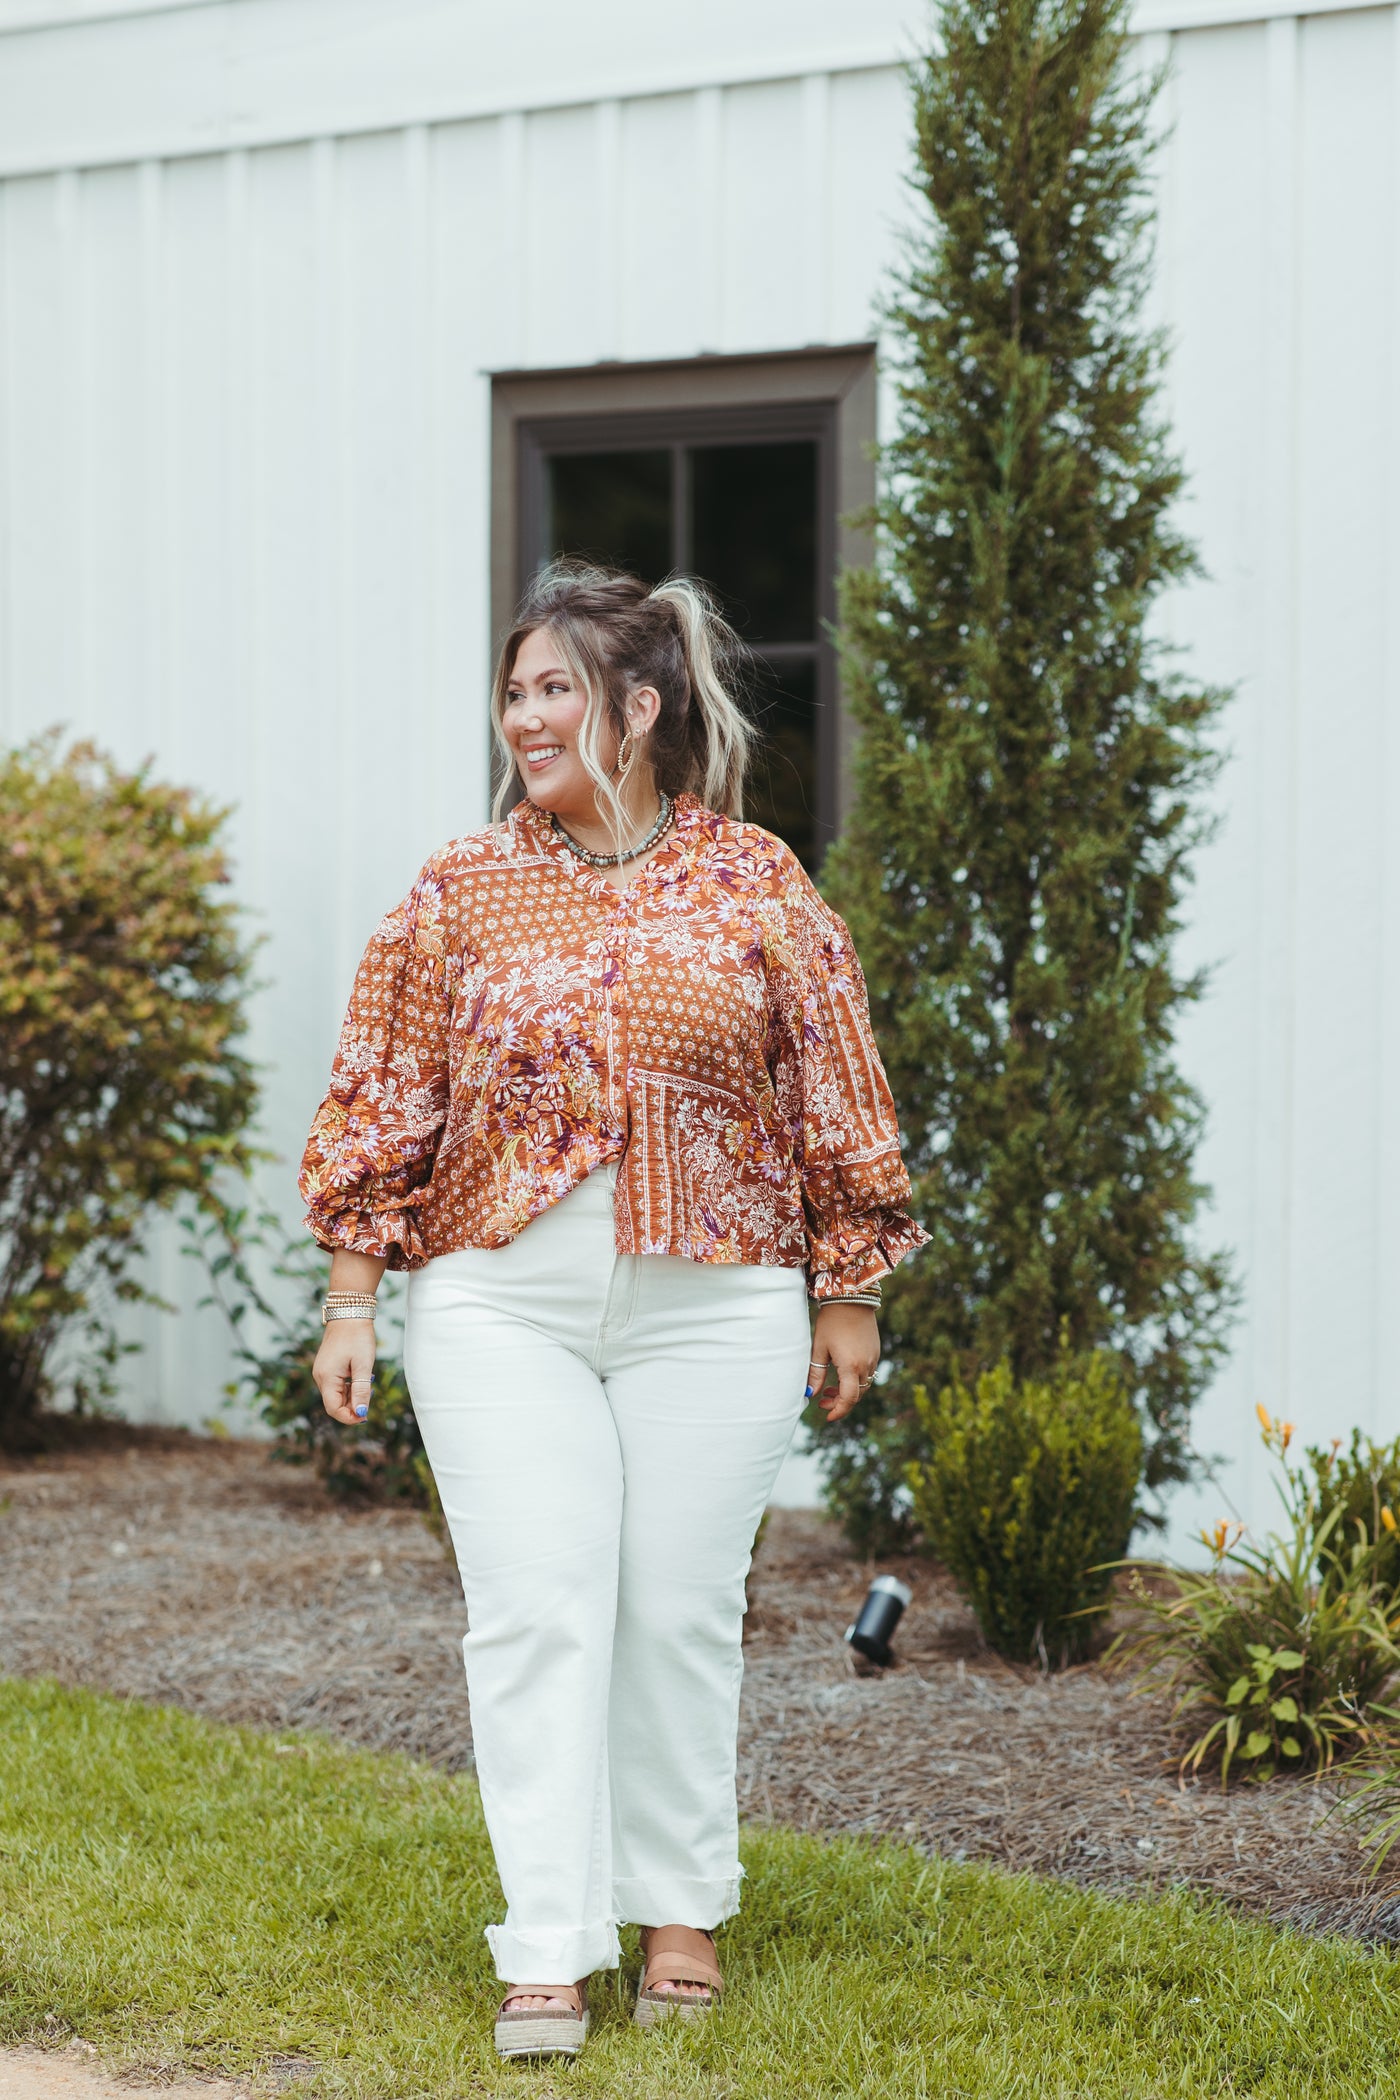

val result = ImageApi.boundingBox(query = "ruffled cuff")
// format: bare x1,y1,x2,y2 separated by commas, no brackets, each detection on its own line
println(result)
299,1088,440,1271
806,1207,930,1301
302,1198,427,1270
801,1144,929,1300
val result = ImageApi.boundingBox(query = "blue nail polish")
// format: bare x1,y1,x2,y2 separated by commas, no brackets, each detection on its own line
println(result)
804,1385,814,1399
354,1404,368,1419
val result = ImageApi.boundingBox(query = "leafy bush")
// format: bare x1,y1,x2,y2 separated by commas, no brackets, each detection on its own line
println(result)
0,733,256,1448
1112,1410,1400,1784
1305,1429,1400,1597
907,1345,1142,1666
185,1203,441,1527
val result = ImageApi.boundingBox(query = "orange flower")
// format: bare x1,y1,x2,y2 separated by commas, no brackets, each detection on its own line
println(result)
1201,1518,1242,1560
1382,1506,1397,1537
1255,1402,1274,1435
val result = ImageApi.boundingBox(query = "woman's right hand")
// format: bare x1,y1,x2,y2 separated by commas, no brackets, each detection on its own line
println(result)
313,1320,377,1424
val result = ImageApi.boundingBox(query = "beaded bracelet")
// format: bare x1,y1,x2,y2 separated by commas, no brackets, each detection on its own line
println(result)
321,1294,378,1325
811,1291,883,1310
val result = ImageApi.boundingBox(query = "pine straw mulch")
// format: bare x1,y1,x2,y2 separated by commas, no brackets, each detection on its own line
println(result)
3,1422,1398,1945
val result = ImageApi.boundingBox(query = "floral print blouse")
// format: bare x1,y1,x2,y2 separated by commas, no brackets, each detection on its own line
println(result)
299,792,928,1300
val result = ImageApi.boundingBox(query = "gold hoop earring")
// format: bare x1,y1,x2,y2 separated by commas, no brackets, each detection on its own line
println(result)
615,728,637,780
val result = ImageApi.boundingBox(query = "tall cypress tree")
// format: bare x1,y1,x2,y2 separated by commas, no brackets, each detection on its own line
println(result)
821,0,1234,1551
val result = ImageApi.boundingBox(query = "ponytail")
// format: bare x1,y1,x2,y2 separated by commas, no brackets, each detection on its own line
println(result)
647,579,756,819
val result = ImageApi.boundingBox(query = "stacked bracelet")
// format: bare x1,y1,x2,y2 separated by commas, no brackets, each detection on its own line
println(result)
811,1289,883,1310
321,1293,378,1325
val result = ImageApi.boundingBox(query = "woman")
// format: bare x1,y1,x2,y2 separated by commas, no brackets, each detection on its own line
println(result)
300,562,927,2062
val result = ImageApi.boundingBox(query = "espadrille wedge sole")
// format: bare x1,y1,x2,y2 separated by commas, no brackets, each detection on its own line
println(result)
494,1980,589,2060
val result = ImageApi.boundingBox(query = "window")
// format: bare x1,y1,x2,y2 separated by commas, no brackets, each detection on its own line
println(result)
492,347,876,874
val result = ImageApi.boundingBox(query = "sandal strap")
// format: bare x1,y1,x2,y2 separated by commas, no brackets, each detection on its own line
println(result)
640,1930,722,1997
499,1980,587,2018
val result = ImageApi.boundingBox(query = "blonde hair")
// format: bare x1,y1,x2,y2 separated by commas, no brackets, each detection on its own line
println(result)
490,561,757,851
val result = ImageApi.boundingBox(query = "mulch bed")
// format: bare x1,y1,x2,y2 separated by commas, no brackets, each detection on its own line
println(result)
3,1424,1397,1943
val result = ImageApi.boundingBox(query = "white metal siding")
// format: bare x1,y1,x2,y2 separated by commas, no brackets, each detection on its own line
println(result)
0,0,1396,1548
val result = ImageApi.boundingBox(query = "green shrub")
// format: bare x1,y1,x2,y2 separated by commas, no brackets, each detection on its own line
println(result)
1113,1411,1400,1784
185,1204,441,1528
906,1345,1142,1666
1305,1429,1400,1597
0,733,256,1449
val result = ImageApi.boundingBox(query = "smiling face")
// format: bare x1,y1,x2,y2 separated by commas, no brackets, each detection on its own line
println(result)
501,626,615,821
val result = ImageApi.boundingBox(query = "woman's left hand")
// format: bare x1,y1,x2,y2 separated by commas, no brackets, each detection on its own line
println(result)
806,1304,881,1422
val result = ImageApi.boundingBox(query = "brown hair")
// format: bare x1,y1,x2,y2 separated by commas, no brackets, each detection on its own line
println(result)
490,561,757,845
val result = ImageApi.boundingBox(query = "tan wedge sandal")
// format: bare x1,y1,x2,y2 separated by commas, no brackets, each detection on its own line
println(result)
493,1979,589,2060
634,1926,723,2028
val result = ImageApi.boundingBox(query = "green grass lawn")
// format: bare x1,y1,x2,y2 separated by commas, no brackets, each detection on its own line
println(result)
1,1680,1397,2098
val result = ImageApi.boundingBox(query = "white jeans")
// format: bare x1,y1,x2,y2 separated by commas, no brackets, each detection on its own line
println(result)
403,1161,810,1985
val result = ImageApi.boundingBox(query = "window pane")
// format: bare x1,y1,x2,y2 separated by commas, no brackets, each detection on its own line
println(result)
546,449,672,581
690,442,817,645
744,655,818,872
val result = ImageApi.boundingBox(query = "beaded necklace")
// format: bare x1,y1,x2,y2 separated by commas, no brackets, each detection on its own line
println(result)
551,791,674,869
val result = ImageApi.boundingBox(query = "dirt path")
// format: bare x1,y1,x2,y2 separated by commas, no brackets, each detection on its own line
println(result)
2,1425,1396,1941
0,2046,241,2100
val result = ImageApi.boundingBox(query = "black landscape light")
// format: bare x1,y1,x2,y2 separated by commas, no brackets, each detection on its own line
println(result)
845,1575,913,1667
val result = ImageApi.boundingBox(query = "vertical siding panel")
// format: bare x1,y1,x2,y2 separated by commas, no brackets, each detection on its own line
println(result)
827,67,906,346
617,93,703,361
71,168,103,733
1291,7,1391,1436
403,122,432,809
335,130,423,928
1155,23,1274,1553
0,185,10,740
522,104,605,366
1381,9,1400,1437
496,110,527,369
719,78,806,350
140,150,207,1425
1249,14,1304,1472
155,150,240,1421
594,98,621,361
428,116,500,833
138,159,172,761
695,85,723,352
800,72,831,344
56,169,83,731
249,139,329,1165
308,136,355,992
76,168,149,750
162,154,234,794
225,148,255,883
147,152,196,1411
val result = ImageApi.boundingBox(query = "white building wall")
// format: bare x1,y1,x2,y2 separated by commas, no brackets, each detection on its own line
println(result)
0,0,1395,1548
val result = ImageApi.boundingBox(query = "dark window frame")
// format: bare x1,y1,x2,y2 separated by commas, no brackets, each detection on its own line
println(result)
489,345,877,863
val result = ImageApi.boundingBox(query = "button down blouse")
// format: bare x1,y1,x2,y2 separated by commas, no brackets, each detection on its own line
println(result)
299,792,929,1300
